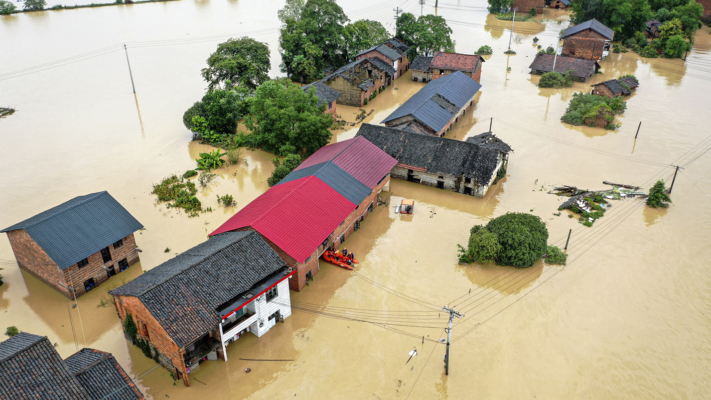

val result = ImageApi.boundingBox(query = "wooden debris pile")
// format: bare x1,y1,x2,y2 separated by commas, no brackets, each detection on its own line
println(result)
552,182,646,227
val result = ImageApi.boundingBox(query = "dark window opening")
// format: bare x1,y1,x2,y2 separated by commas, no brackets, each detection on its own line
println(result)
77,258,89,268
306,255,312,263
367,202,373,212
107,265,116,278
328,102,332,110
437,181,444,189
113,239,124,249
84,278,96,292
118,258,129,272
266,286,278,302
340,234,346,244
465,177,471,184
464,187,473,195
100,247,112,263
438,176,444,179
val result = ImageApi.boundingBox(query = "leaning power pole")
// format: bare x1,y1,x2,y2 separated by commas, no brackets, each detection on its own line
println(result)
419,0,425,16
508,9,517,51
123,44,136,93
442,305,464,376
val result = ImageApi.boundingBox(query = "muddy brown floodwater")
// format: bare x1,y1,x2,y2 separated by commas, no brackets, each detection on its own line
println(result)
2,1,711,399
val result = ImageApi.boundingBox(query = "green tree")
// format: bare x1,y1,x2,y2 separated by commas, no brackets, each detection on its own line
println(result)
0,0,16,14
395,13,455,56
670,0,703,38
201,37,271,92
538,71,574,88
278,0,305,24
23,0,45,10
344,19,391,61
647,180,672,208
280,18,324,83
529,7,537,17
301,0,350,68
486,213,549,268
487,0,513,13
244,79,333,157
649,0,688,11
183,84,249,143
660,18,684,41
571,0,652,39
664,34,689,58
268,154,303,186
459,226,501,264
395,12,418,47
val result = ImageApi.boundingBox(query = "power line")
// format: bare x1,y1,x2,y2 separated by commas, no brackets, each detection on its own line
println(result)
406,328,446,399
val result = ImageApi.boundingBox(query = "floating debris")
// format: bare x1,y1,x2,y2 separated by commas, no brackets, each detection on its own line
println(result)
553,182,646,227
0,108,16,118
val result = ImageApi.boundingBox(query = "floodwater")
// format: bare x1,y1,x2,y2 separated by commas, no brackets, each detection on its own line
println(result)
2,1,711,399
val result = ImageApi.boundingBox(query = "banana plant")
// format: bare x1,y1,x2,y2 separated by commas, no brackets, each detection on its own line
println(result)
196,149,227,171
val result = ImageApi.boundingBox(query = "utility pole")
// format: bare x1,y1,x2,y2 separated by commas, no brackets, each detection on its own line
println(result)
564,228,572,250
489,117,493,132
419,0,425,16
508,9,517,51
552,38,561,71
442,305,463,376
669,165,680,193
635,121,642,139
394,7,402,21
123,44,136,93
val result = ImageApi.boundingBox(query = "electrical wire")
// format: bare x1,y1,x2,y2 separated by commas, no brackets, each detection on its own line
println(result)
405,328,447,399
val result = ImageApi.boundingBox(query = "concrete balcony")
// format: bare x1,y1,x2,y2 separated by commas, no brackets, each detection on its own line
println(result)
222,312,257,342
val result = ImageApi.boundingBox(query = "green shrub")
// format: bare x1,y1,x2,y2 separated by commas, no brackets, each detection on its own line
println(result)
198,172,216,188
640,46,659,58
485,213,549,268
619,74,638,81
493,165,506,184
364,98,368,105
182,170,198,179
6,326,19,337
533,36,539,43
613,44,621,53
546,46,555,54
647,180,672,208
226,147,243,165
0,0,17,14
267,154,302,187
217,194,236,207
538,71,574,88
196,149,226,171
561,92,626,127
124,314,137,341
528,7,536,17
475,45,493,55
624,38,637,48
544,246,567,265
152,175,202,217
458,227,501,264
504,49,516,55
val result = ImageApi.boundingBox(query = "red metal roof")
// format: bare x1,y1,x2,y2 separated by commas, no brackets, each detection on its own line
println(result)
296,137,397,189
210,177,355,264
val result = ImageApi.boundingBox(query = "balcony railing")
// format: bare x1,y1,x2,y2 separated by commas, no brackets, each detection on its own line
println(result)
222,312,257,341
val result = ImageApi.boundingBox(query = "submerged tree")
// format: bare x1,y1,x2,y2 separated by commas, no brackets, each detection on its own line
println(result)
201,37,271,92
487,0,513,13
182,82,249,144
0,0,16,15
23,0,45,10
647,180,672,208
396,13,455,57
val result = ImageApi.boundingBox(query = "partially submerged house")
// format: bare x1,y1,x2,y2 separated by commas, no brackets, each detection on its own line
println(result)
561,18,614,61
210,137,396,291
382,71,482,137
303,80,341,120
110,231,293,387
550,0,570,9
645,20,662,38
0,332,144,399
410,51,484,83
357,124,512,198
529,54,599,82
323,58,388,107
591,77,639,98
356,40,410,79
1,191,142,299
512,0,544,13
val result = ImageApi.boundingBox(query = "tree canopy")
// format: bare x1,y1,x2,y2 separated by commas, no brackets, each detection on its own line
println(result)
647,180,672,208
278,0,305,24
280,19,324,83
244,78,333,157
201,37,271,92
23,0,45,10
182,83,249,144
487,0,513,13
268,154,303,186
301,0,350,68
344,19,391,61
0,0,16,14
396,13,455,57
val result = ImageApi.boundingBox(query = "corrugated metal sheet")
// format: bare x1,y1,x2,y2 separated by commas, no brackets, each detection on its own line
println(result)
296,139,354,170
277,161,372,206
210,177,355,264
332,137,399,188
1,192,143,270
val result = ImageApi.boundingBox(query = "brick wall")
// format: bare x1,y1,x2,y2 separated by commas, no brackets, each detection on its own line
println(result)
326,101,337,121
66,233,140,298
699,0,711,18
512,0,544,12
5,229,69,297
113,295,189,386
431,60,482,83
412,70,431,82
550,0,568,9
356,50,397,78
592,85,615,98
562,31,608,60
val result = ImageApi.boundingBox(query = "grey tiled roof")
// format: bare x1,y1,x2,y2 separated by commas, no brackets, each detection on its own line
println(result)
66,349,142,400
411,56,433,72
356,44,401,61
386,38,409,52
369,57,396,77
303,80,341,106
382,71,482,133
0,333,90,399
357,124,511,185
592,79,630,95
276,161,372,206
562,18,614,40
619,76,639,89
110,231,287,348
529,54,598,79
0,192,143,270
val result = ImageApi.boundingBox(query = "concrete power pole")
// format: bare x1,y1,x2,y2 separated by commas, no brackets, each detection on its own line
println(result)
508,9,517,51
552,38,562,71
442,305,464,376
123,44,136,93
394,7,402,21
419,0,425,16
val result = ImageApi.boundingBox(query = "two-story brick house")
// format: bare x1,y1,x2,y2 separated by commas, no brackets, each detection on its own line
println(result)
110,231,293,387
411,52,484,83
1,191,142,299
322,58,389,107
561,19,614,61
355,40,410,79
210,137,397,291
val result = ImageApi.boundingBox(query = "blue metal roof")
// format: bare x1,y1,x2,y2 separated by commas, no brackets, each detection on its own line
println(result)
382,71,482,132
276,161,371,206
1,192,143,270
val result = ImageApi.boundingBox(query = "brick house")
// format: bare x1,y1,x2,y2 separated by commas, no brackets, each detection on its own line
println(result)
303,80,341,121
411,55,434,82
700,0,711,18
419,51,485,83
357,124,512,198
512,0,544,13
561,19,614,61
110,231,293,387
322,58,389,107
529,53,600,82
550,0,570,9
211,137,397,291
382,71,482,137
0,332,144,399
1,191,142,299
591,77,639,98
355,40,410,79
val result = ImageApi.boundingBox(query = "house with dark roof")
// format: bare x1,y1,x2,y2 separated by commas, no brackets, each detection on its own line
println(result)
356,124,512,197
303,80,341,120
1,191,143,299
411,55,433,82
562,19,614,61
323,58,389,107
210,137,397,291
529,54,600,81
110,231,292,387
356,38,411,79
645,20,662,38
591,77,639,98
550,0,571,9
382,71,482,137
0,332,143,399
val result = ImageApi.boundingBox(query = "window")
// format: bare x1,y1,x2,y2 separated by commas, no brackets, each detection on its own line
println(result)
340,234,345,244
113,239,123,249
266,286,278,302
100,247,112,263
465,177,472,184
306,255,312,263
107,265,116,278
328,102,332,110
77,258,89,268
83,278,96,292
118,258,129,272
437,181,444,189
367,202,373,212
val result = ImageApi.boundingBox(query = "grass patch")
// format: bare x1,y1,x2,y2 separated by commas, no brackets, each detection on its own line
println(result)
217,194,236,207
151,175,203,217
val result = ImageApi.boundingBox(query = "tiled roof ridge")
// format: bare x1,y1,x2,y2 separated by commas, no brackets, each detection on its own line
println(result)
132,232,254,298
69,349,111,375
434,50,482,58
4,191,105,232
0,333,46,363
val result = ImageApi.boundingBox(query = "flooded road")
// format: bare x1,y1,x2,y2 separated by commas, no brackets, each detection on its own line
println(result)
2,1,711,398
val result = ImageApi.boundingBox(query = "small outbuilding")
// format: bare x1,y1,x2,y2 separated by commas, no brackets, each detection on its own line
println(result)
645,20,662,38
355,39,410,78
561,18,614,61
529,54,600,81
323,58,389,107
303,80,341,120
411,51,484,83
411,55,434,82
1,191,143,299
591,77,639,98
512,0,544,13
550,0,571,9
